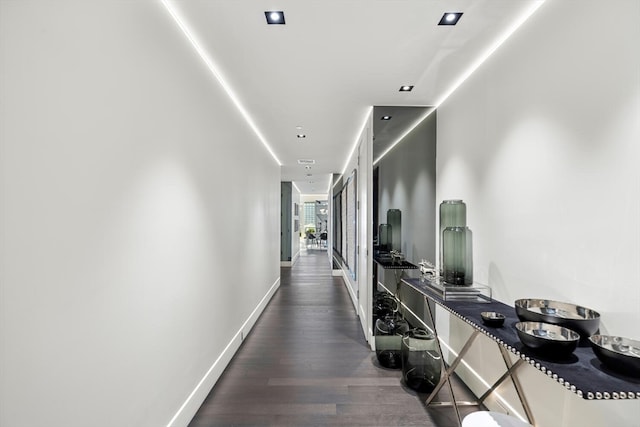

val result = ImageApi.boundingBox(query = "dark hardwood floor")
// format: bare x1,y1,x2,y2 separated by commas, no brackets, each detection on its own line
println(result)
188,248,477,426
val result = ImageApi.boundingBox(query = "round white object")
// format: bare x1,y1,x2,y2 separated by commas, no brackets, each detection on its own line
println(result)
462,411,532,427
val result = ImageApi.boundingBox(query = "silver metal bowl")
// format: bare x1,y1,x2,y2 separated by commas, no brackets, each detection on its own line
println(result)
515,321,580,355
514,298,600,338
481,311,505,327
589,335,640,377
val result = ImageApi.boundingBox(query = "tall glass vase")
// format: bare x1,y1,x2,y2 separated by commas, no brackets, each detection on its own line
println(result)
378,223,391,252
387,209,401,253
439,200,466,275
442,226,473,286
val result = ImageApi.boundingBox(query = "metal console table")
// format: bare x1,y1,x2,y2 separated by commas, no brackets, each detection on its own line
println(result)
373,255,418,289
401,277,640,427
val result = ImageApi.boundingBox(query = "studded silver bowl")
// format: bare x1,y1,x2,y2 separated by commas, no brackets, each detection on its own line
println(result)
515,321,580,356
514,298,600,338
481,311,505,327
589,335,640,377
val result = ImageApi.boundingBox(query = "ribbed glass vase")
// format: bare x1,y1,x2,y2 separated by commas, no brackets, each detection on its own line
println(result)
378,223,391,252
387,209,401,252
439,200,466,275
442,226,473,286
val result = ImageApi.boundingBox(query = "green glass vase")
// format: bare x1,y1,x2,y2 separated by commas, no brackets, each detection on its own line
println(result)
442,226,473,286
387,209,401,252
402,328,441,392
375,314,409,369
439,200,466,275
379,223,391,252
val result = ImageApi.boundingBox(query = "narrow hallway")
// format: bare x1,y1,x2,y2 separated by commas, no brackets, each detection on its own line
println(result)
188,249,462,426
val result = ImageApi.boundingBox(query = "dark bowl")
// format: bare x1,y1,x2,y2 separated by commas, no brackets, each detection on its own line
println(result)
514,298,600,338
515,321,580,356
589,335,640,377
481,311,505,327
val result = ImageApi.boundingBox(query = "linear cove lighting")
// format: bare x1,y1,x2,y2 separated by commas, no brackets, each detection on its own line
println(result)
373,108,435,165
160,0,282,166
376,1,545,165
434,1,544,107
341,105,373,175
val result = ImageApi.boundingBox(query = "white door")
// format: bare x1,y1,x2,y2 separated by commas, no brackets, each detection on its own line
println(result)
357,116,374,346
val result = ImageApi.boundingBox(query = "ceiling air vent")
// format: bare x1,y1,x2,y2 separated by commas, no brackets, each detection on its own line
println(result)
297,159,315,165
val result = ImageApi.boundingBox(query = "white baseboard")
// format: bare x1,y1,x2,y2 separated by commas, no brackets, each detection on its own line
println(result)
166,277,281,427
336,269,358,311
330,267,356,306
280,250,300,267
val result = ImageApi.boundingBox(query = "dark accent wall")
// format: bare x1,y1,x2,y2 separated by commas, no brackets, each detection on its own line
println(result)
375,111,437,325
376,111,437,264
331,174,344,263
281,182,292,261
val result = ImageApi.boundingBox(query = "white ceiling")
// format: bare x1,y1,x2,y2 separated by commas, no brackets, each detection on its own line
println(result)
166,0,543,194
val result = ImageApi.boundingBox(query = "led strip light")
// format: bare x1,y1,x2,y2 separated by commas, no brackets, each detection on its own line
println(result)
372,1,546,165
160,0,282,166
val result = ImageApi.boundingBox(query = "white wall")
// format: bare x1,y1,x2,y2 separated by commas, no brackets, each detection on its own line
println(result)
338,113,373,319
357,115,374,344
0,2,280,427
437,0,639,425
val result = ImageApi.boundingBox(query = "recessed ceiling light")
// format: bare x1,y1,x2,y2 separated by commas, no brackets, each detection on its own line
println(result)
399,85,414,92
381,115,392,120
265,11,285,25
439,12,463,25
306,174,312,177
297,134,306,138
296,126,303,130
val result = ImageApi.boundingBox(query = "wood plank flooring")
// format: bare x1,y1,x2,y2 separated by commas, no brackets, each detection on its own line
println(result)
188,249,477,426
